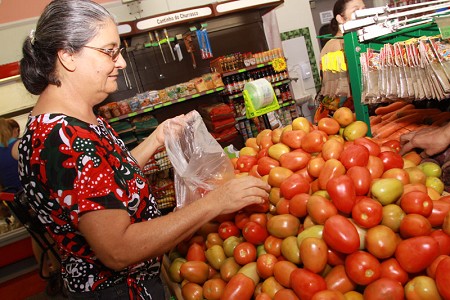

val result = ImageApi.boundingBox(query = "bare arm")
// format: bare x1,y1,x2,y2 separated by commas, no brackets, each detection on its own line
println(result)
78,176,270,270
399,122,450,156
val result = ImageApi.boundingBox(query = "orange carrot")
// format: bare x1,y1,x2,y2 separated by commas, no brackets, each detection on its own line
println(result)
374,101,409,115
373,113,424,139
380,104,416,121
431,111,450,126
396,108,441,119
384,123,423,141
370,115,383,126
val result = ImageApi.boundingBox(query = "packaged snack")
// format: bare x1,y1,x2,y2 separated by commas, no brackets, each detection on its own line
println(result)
211,72,224,88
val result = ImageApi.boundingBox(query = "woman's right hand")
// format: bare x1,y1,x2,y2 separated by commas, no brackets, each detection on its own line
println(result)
205,176,271,216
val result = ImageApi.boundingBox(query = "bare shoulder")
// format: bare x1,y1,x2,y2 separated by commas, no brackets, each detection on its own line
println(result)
320,39,343,57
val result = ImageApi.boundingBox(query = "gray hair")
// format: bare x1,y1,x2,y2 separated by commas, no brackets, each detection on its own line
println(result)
20,0,116,95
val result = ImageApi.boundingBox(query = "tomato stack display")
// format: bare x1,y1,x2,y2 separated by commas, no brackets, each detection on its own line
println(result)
167,106,450,300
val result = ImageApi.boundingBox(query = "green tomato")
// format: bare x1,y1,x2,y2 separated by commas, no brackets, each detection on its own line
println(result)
297,225,324,248
223,236,243,258
426,176,444,195
371,178,403,205
419,162,442,177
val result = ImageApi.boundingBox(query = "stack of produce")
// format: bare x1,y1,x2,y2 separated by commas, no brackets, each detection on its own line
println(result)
165,106,450,300
198,103,238,143
369,101,450,141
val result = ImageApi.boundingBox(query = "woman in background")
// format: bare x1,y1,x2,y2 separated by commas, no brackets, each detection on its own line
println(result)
314,0,366,122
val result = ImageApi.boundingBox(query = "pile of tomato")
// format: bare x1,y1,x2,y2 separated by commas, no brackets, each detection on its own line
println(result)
167,107,450,300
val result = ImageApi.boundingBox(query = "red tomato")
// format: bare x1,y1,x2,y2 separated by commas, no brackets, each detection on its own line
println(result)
180,261,210,284
306,194,338,225
235,211,250,229
267,214,301,238
250,213,268,228
221,273,255,300
345,250,381,285
289,193,310,218
318,158,346,190
365,225,398,259
378,151,404,171
279,150,311,172
326,175,357,214
257,147,269,159
202,278,226,300
323,215,360,254
186,243,207,262
400,191,433,217
366,155,384,179
354,137,381,156
242,221,269,245
280,173,310,200
182,282,204,300
256,253,278,279
236,155,258,172
347,166,372,196
435,256,450,300
218,221,240,240
300,237,328,274
274,289,300,300
427,200,450,227
430,229,450,255
382,139,401,153
280,129,306,149
233,242,257,265
339,144,370,170
273,260,297,288
327,248,346,266
290,268,327,300
318,117,340,135
324,264,356,293
321,139,344,161
427,255,448,279
395,236,440,273
268,166,293,188
257,156,280,176
264,235,283,257
381,168,410,185
363,278,404,300
307,156,325,178
399,213,432,238
352,197,383,228
311,290,346,300
379,258,409,285
302,131,327,153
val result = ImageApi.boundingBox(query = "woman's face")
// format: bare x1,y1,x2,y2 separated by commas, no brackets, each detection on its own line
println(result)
340,0,365,23
76,19,127,103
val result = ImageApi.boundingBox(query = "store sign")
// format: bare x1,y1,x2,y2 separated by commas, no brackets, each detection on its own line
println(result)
136,7,213,30
320,10,334,25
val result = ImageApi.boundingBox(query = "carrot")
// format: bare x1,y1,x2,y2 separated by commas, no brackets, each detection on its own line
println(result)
380,104,416,121
396,108,441,119
374,101,408,116
384,123,423,141
370,115,383,126
431,111,450,127
373,113,424,139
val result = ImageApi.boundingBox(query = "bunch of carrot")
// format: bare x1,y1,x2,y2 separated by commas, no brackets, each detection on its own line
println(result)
369,101,450,141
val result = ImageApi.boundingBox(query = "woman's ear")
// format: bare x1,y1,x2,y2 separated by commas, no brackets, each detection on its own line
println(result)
336,14,346,25
57,49,76,72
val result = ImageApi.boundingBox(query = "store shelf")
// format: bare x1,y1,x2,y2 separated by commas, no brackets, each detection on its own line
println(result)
107,87,225,123
221,61,273,77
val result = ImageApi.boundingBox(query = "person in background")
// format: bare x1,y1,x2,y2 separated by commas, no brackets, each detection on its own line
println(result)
6,118,20,138
314,0,366,122
0,117,62,296
0,118,21,193
18,0,270,299
400,122,450,156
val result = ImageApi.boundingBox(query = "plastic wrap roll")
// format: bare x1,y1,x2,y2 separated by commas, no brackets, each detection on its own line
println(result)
244,78,275,110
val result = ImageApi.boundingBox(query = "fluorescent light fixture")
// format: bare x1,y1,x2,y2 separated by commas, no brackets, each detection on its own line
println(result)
215,0,280,13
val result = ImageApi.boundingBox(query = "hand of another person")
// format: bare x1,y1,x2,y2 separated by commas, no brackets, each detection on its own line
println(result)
205,176,271,215
400,126,449,156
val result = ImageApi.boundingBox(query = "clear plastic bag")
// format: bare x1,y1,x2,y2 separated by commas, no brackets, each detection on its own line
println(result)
164,110,235,209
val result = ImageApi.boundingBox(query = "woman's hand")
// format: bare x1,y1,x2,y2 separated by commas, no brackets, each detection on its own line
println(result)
204,176,271,215
153,114,190,147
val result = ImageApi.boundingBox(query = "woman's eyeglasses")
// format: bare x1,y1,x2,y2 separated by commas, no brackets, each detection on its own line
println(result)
84,46,124,61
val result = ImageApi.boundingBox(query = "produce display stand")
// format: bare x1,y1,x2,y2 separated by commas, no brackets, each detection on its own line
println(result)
161,255,182,300
344,22,441,137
